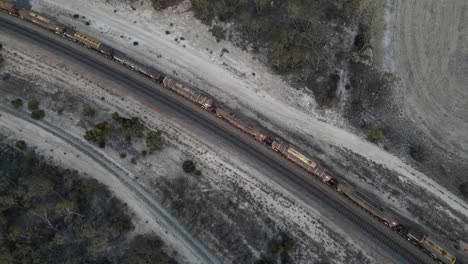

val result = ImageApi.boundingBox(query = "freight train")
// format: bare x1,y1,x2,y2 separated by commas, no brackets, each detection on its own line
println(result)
0,2,457,263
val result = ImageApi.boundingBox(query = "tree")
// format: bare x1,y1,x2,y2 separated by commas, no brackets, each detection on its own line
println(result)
127,235,170,264
369,124,385,142
31,110,45,120
28,99,39,111
15,140,26,150
145,130,163,152
82,105,95,117
11,99,23,108
182,160,196,173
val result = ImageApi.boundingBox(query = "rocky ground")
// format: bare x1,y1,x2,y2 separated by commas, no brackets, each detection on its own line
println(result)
0,31,393,263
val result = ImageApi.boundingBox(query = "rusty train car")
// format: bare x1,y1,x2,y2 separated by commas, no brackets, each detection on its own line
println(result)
18,9,65,34
268,138,333,183
162,76,214,109
336,181,400,228
215,106,268,142
0,0,17,14
0,3,458,263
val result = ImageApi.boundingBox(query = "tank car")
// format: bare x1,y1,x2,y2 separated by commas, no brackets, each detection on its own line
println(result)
18,9,65,34
0,0,18,14
162,77,214,109
215,107,268,142
337,182,400,228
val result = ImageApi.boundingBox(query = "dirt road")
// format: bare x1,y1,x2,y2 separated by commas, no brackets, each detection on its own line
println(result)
394,0,468,160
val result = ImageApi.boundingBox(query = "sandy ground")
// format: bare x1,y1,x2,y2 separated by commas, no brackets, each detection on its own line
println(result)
29,0,468,221
393,0,468,160
0,31,395,263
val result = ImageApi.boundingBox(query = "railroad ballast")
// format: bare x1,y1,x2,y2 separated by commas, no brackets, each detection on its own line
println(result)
0,2,456,263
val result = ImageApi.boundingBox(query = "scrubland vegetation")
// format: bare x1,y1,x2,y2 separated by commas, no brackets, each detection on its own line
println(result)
84,112,164,152
0,144,177,263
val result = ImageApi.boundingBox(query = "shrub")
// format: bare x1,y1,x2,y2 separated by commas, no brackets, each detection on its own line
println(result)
409,145,427,162
118,116,144,138
84,121,113,147
460,182,468,199
11,98,23,108
27,99,39,111
369,124,385,142
150,0,182,10
82,105,95,117
31,109,45,120
210,25,226,42
15,140,26,150
182,160,196,173
146,130,163,152
142,150,148,156
112,112,120,121
195,170,202,176
351,99,362,111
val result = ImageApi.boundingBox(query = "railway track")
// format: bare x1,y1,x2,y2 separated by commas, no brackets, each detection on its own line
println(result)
0,14,434,264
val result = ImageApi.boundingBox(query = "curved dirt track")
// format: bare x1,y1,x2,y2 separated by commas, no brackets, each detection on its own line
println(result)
394,0,468,159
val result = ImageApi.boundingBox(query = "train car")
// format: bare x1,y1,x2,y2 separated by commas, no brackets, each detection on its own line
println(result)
0,0,18,14
64,28,113,56
18,9,65,34
337,182,400,228
407,229,456,264
113,51,164,80
269,139,332,182
162,76,214,109
215,107,268,142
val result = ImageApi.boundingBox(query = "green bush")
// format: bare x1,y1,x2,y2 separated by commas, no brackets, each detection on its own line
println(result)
210,25,226,42
15,140,26,150
150,0,182,10
11,98,23,108
182,160,196,173
31,109,45,120
128,235,171,263
28,99,39,111
119,116,144,138
267,237,294,255
112,112,120,121
369,124,385,142
83,121,113,148
82,105,95,117
145,130,163,152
